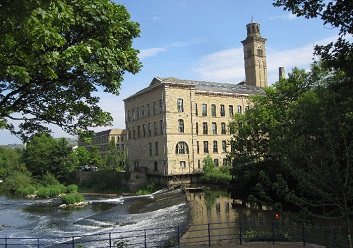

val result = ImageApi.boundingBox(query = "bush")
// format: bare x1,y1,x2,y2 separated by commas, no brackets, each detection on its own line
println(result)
136,183,161,195
36,185,63,198
66,184,78,193
16,186,36,197
61,193,85,205
41,172,60,186
2,171,32,192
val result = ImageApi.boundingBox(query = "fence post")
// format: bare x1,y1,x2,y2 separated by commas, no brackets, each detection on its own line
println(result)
72,236,75,248
144,229,147,248
109,233,112,248
272,221,275,245
208,223,211,247
302,224,306,246
239,221,243,245
5,237,7,248
333,228,337,248
37,238,40,248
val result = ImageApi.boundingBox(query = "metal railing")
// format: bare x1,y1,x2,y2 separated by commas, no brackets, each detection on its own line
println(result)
0,221,349,247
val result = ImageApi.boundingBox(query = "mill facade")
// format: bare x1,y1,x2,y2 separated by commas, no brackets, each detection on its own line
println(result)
124,20,267,179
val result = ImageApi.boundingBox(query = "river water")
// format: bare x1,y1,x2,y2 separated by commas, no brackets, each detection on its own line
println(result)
0,188,279,247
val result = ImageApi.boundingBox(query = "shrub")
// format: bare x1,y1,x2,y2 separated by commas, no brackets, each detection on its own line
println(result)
16,186,36,197
66,184,78,193
136,183,161,195
36,185,63,198
41,172,60,186
61,193,85,205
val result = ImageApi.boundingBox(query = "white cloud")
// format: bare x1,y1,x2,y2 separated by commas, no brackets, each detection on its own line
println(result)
138,48,167,60
269,13,297,21
192,48,245,82
192,35,341,85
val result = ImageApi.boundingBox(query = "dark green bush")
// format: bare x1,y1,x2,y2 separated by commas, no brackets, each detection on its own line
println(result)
66,184,78,193
16,186,36,197
36,185,63,198
61,193,85,205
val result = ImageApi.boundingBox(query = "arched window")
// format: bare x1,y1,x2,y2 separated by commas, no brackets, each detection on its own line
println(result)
175,142,189,154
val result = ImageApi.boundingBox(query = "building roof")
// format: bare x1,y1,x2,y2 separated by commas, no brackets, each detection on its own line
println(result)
124,77,264,101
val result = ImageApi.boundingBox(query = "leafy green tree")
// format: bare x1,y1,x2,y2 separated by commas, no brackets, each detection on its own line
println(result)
75,146,90,168
22,133,75,181
0,0,141,141
0,146,27,178
89,145,103,169
273,0,353,76
104,137,120,170
229,65,353,246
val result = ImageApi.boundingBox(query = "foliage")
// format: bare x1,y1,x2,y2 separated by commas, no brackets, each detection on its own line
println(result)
79,169,128,194
2,170,32,193
243,229,292,242
0,146,28,179
75,146,90,168
16,185,36,197
41,172,60,186
66,184,78,193
89,145,103,169
22,133,76,181
114,239,129,248
201,155,232,184
36,185,63,198
228,64,353,245
60,193,85,205
273,0,353,76
136,183,162,195
0,0,141,141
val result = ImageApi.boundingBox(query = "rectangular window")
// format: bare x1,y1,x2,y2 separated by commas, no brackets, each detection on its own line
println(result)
137,126,140,138
160,120,164,135
221,122,226,134
116,144,120,150
177,98,184,112
223,159,228,166
180,161,186,169
141,105,145,117
137,107,140,119
195,103,198,116
143,124,146,137
204,141,209,153
229,105,234,117
214,159,219,167
211,104,216,117
202,104,207,116
196,122,198,135
149,142,152,156
132,108,135,120
154,121,157,135
155,141,158,155
153,101,156,115
237,105,242,114
197,141,199,154
178,119,184,133
133,127,136,139
213,140,218,153
203,122,208,134
128,110,131,121
159,99,163,113
222,140,227,153
220,104,225,116
147,103,150,116
245,105,250,112
148,123,152,136
121,144,125,151
212,122,217,134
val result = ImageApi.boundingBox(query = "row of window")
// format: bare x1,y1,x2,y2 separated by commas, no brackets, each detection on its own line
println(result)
127,98,249,122
179,158,229,169
128,120,164,139
128,119,234,139
148,140,228,157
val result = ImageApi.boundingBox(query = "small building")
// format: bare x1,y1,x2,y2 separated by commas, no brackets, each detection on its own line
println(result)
78,129,127,157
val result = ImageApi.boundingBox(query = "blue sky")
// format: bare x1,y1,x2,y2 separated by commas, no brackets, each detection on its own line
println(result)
1,0,340,145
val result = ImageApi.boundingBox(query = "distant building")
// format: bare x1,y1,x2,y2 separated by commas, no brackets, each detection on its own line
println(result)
123,20,267,177
78,129,127,157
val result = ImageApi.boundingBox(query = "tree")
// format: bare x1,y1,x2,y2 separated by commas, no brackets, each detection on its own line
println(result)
0,0,141,141
104,137,121,170
75,146,90,168
22,133,76,181
229,64,353,246
273,0,353,76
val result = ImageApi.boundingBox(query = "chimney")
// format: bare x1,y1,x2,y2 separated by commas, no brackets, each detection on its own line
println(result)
279,67,285,80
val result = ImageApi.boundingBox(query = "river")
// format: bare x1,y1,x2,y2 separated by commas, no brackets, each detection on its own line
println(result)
0,187,283,247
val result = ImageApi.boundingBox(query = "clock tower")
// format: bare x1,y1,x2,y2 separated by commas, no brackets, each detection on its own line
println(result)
241,18,268,87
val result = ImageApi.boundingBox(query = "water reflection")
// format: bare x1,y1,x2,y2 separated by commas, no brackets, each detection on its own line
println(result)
186,189,277,225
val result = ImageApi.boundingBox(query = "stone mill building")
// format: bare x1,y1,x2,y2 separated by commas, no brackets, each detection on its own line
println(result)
124,19,267,183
